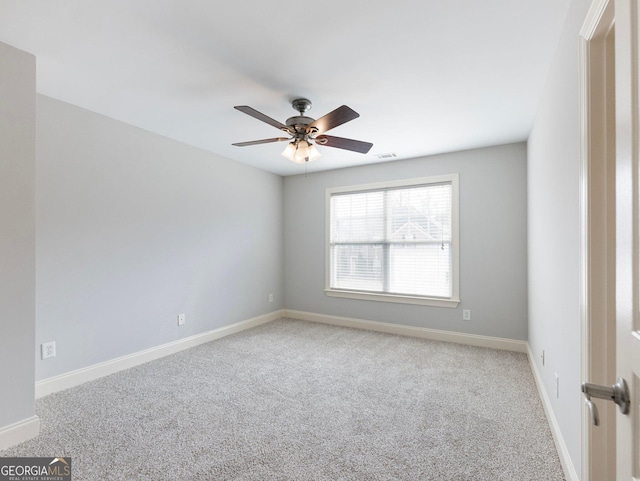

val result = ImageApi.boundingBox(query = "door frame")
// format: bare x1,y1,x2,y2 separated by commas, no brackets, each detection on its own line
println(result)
579,0,617,479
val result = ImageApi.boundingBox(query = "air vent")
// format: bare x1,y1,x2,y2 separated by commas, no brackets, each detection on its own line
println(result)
376,153,397,160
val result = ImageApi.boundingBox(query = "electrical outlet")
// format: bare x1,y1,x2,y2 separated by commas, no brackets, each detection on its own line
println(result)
178,313,185,326
555,373,560,398
269,293,273,303
41,341,56,360
462,309,471,321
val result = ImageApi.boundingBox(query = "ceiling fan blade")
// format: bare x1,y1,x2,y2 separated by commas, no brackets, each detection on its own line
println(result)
232,137,290,147
234,105,290,131
309,105,360,134
315,135,373,154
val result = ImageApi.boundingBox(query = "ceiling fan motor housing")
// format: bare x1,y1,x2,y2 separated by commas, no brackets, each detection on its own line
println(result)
286,116,316,135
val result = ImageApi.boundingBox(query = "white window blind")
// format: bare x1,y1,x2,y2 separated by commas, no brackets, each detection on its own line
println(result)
326,175,459,307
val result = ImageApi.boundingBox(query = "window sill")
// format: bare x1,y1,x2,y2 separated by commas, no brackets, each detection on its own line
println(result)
324,289,460,308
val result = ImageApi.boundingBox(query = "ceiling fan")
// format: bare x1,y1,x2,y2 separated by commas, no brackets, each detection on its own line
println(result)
232,98,373,164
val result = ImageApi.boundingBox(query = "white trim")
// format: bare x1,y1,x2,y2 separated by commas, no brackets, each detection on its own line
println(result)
324,289,460,308
580,0,612,38
283,309,527,353
325,174,460,308
0,416,40,451
527,344,579,481
325,175,458,194
579,21,592,481
579,1,616,479
35,310,285,398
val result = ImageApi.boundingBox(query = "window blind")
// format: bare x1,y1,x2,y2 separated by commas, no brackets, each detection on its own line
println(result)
329,182,453,299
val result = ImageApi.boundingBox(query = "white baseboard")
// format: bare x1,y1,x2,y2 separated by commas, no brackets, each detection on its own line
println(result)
527,344,579,481
35,309,285,399
36,309,526,399
0,415,40,451
283,309,528,353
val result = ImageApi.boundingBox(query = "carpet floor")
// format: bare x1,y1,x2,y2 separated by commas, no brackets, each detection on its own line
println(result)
2,318,565,480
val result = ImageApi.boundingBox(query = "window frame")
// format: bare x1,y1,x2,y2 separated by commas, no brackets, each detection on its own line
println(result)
325,174,460,308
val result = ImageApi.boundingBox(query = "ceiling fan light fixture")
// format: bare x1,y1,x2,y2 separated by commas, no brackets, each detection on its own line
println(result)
281,140,321,164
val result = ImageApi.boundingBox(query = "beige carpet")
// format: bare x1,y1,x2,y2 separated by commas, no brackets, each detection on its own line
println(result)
2,318,564,480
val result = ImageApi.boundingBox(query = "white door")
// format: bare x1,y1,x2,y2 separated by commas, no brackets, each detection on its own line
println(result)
614,0,640,478
583,0,639,478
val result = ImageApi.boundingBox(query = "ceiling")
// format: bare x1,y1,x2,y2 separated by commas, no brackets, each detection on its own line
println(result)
0,0,571,176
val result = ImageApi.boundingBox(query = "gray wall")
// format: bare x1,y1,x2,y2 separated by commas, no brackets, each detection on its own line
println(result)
36,95,284,381
527,0,591,477
284,142,528,340
0,42,36,428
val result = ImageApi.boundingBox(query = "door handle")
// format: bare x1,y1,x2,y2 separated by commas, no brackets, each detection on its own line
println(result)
581,377,630,426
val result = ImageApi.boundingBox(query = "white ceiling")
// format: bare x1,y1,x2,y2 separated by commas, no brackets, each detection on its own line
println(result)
0,0,571,176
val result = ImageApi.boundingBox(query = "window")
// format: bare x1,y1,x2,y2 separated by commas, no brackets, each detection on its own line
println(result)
325,174,459,307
